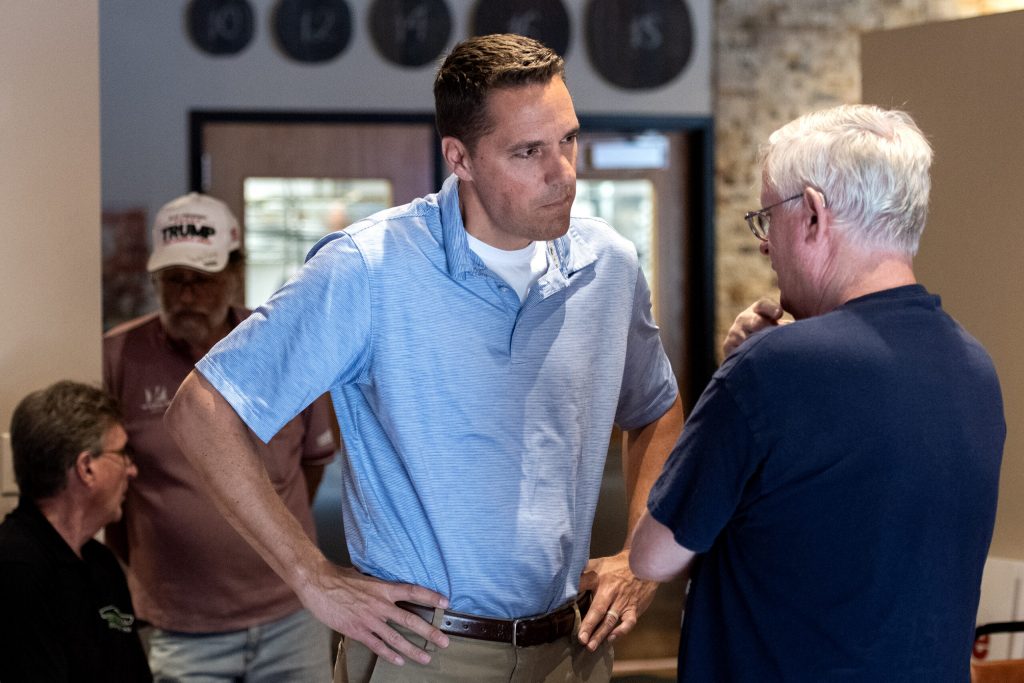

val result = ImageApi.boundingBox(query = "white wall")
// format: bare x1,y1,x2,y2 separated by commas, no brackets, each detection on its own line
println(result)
100,0,712,222
0,1,101,508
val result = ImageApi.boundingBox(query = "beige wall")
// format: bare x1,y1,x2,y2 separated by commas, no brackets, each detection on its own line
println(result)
862,10,1024,559
0,2,101,508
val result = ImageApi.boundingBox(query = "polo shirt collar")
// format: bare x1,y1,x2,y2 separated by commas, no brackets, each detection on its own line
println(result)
557,224,597,275
437,174,476,280
437,174,597,280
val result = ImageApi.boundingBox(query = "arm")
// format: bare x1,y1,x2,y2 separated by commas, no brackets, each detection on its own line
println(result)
577,395,684,650
629,509,696,583
623,394,685,532
302,463,325,503
722,297,785,357
165,371,449,666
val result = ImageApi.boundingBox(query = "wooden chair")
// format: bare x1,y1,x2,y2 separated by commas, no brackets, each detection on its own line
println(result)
973,622,1024,683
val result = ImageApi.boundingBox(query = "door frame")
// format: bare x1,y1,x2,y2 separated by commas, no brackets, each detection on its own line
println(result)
579,115,716,409
189,111,716,406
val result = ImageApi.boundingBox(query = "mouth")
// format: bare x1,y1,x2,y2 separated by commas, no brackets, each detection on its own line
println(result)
542,195,574,209
167,311,211,331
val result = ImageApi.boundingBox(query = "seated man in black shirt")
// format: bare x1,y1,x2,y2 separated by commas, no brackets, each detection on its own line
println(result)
0,380,151,682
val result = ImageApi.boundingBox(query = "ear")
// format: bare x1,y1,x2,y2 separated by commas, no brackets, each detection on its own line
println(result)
441,136,473,182
802,187,829,242
74,450,96,487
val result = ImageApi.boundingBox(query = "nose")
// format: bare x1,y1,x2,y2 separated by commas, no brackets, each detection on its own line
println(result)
126,461,139,479
174,281,196,301
549,149,576,187
759,239,770,256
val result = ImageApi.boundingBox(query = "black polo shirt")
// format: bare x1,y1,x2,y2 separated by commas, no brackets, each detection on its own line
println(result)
0,498,151,682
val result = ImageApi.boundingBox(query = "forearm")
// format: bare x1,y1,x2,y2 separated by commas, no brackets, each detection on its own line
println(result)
165,371,327,590
630,510,695,582
621,395,684,541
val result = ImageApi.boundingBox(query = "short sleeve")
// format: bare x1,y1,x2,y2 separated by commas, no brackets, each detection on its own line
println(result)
647,376,761,553
615,267,678,430
197,233,372,443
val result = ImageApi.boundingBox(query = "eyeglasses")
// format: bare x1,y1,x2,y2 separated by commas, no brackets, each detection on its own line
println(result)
93,447,135,468
154,270,226,294
744,194,804,241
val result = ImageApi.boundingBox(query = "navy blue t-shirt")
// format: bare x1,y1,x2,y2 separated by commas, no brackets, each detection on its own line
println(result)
649,285,1004,682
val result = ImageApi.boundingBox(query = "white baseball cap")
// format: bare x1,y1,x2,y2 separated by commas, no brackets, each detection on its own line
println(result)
147,192,241,273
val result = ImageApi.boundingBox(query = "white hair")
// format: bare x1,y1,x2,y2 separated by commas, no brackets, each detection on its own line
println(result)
761,104,933,256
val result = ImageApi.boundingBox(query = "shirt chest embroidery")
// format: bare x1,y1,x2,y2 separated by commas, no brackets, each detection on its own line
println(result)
141,385,172,413
98,605,135,633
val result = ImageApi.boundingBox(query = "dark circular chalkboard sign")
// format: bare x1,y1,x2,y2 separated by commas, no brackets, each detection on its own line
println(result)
472,0,571,57
369,0,452,68
273,0,352,63
586,0,693,89
187,0,255,56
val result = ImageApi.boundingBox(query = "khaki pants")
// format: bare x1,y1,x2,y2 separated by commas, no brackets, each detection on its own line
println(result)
335,605,612,683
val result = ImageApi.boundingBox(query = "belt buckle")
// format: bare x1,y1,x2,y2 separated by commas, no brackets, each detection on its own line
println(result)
511,596,579,648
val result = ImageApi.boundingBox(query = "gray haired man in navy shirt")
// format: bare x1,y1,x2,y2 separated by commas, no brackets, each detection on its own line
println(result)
631,104,1005,682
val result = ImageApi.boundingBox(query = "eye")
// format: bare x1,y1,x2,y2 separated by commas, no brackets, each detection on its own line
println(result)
563,133,578,145
515,147,540,159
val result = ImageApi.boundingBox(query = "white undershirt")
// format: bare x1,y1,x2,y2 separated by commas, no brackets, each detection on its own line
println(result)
466,233,548,303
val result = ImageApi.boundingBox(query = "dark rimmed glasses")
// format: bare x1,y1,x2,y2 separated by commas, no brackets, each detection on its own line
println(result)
93,446,135,468
744,194,803,241
154,269,228,295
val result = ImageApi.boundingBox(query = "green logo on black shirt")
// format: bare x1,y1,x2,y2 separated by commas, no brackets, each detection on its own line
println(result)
99,605,135,633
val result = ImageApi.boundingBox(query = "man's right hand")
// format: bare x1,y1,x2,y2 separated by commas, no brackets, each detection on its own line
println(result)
722,298,786,357
299,562,450,666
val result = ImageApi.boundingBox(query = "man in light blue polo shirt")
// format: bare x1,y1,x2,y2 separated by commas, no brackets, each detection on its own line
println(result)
166,34,683,683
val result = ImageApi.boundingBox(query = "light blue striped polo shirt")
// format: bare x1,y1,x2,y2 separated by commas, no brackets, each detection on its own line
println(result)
197,174,678,618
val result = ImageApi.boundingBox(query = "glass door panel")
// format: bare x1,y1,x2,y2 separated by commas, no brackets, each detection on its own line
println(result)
243,177,392,308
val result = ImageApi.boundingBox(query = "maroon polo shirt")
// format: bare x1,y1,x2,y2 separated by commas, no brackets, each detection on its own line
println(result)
103,310,335,632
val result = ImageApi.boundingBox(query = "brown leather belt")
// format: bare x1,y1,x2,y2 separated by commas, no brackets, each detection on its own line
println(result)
397,592,591,648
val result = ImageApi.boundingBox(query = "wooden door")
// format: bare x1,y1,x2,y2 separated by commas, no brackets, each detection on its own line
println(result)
202,120,437,217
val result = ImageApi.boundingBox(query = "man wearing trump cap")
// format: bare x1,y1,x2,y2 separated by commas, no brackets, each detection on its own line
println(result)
103,192,338,681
